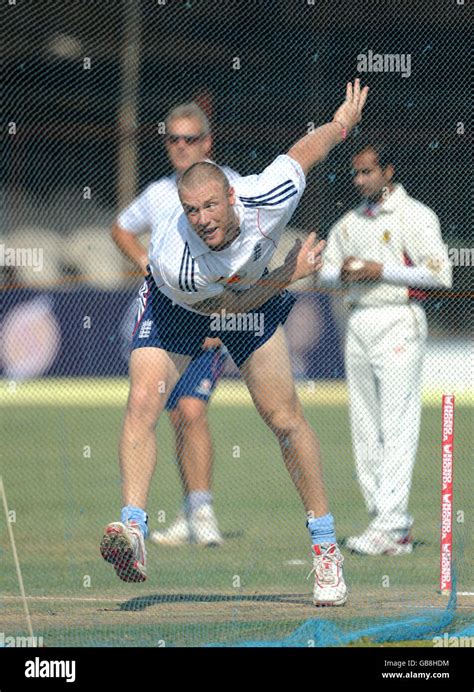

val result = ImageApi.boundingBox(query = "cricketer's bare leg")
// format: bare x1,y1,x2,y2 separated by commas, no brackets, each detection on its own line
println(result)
239,326,328,517
168,398,213,495
100,347,191,582
240,326,347,606
120,347,192,509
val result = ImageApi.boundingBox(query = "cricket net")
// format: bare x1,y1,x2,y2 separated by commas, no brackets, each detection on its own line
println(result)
1,0,472,648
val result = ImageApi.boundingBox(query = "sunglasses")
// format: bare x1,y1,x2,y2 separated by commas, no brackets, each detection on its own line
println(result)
166,134,205,145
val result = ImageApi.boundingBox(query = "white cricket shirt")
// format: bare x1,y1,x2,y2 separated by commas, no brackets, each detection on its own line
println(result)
133,155,306,311
321,184,452,307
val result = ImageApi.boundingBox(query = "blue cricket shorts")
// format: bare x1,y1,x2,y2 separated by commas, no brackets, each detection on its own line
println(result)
165,346,228,411
130,272,296,368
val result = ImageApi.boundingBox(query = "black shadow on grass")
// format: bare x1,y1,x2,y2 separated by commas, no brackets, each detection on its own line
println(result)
119,593,309,611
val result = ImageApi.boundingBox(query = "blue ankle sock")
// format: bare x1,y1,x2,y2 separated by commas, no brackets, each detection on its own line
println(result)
184,491,213,516
306,512,336,545
121,505,148,539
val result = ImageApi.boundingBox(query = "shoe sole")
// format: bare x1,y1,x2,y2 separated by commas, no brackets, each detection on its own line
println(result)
100,525,147,583
313,586,348,607
314,598,347,607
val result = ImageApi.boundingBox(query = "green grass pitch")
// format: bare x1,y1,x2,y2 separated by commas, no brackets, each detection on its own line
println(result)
0,381,472,647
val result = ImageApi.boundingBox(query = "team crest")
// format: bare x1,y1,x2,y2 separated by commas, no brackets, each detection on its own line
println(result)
382,230,391,243
196,379,212,396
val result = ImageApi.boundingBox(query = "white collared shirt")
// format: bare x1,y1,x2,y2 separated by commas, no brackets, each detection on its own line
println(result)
322,184,452,307
141,155,306,310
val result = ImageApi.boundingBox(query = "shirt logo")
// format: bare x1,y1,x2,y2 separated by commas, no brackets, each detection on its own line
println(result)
382,230,391,243
138,319,153,339
226,274,243,285
253,242,262,261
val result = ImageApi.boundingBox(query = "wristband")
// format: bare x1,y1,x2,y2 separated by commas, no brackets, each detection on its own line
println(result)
333,119,347,140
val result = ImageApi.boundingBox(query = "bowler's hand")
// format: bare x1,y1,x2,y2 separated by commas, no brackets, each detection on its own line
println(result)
284,232,325,283
332,79,369,136
341,256,383,283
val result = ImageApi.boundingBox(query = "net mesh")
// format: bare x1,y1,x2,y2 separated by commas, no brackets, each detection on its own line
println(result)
1,0,472,648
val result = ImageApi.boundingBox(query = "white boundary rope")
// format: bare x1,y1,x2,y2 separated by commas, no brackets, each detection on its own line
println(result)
0,475,34,638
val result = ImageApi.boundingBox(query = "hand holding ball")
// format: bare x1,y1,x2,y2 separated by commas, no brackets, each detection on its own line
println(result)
341,257,382,283
346,259,365,271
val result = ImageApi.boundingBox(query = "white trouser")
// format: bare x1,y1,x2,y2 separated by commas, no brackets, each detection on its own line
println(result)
345,303,427,533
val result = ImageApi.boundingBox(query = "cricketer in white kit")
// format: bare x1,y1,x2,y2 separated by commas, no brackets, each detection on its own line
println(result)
112,101,241,550
116,160,239,546
320,143,452,555
101,79,369,606
148,154,304,309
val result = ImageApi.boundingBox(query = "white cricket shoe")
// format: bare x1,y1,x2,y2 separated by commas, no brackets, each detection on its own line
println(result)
346,528,413,556
310,543,347,607
189,505,223,546
150,506,223,547
100,521,147,582
150,512,191,547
